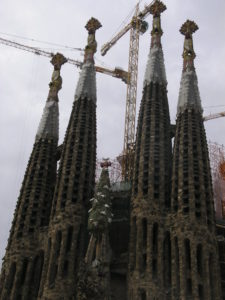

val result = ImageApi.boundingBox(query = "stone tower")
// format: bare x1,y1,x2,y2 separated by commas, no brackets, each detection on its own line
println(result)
0,53,67,300
128,1,172,298
40,18,101,299
170,20,222,299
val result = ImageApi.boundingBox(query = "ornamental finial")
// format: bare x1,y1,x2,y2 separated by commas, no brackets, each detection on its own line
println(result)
180,20,198,66
180,20,198,37
48,53,67,100
84,17,102,62
150,0,166,17
149,0,166,45
51,52,67,70
100,158,111,169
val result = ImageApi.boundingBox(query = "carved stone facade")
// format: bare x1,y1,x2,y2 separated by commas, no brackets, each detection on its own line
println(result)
0,4,225,300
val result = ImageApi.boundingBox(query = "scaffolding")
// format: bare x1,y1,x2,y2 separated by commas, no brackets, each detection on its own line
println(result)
209,141,225,219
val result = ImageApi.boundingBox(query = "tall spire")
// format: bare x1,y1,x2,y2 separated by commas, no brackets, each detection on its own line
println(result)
170,21,222,299
41,18,100,299
177,20,202,114
144,0,167,86
128,1,172,298
0,53,66,300
36,53,67,141
75,18,102,103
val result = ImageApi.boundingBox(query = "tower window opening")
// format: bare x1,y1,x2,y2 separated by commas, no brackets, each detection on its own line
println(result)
20,258,28,286
130,217,137,271
6,262,16,292
198,284,204,299
153,223,158,254
209,253,215,299
163,232,171,289
174,237,180,294
184,239,191,270
186,278,192,296
63,260,69,277
142,219,147,249
197,244,203,276
140,289,146,300
66,226,73,253
55,231,62,258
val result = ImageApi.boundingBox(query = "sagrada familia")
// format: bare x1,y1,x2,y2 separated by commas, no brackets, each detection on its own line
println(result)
0,1,224,299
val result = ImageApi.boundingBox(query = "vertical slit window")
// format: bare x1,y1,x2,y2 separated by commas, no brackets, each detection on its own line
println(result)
209,253,215,299
66,226,73,253
184,239,191,270
142,218,147,271
6,262,16,292
140,289,146,300
29,252,44,298
152,223,158,278
20,259,28,286
163,232,171,290
175,237,180,294
130,217,137,271
197,244,203,276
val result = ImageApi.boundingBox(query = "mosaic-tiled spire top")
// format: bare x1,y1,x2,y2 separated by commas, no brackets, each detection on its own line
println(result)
75,18,102,103
36,53,67,141
144,0,167,86
177,20,202,115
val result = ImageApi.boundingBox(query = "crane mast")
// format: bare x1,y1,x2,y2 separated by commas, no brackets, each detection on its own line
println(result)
123,4,140,180
0,36,128,83
101,2,153,181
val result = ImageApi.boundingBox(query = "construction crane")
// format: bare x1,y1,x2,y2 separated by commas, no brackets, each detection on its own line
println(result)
101,1,155,181
203,111,225,122
0,36,128,84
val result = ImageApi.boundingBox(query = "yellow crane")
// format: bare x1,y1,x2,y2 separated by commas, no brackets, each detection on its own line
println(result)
0,36,129,84
203,111,225,122
101,1,155,181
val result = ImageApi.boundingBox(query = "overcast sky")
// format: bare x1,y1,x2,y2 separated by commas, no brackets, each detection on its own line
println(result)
0,0,224,262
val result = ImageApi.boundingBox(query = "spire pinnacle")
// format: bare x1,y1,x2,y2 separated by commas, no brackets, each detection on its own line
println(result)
36,53,66,141
143,0,167,86
84,17,102,63
150,0,166,46
180,20,198,70
48,53,67,100
177,20,202,115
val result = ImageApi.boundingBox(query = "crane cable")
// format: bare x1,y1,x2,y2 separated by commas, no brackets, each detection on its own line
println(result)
0,31,84,52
